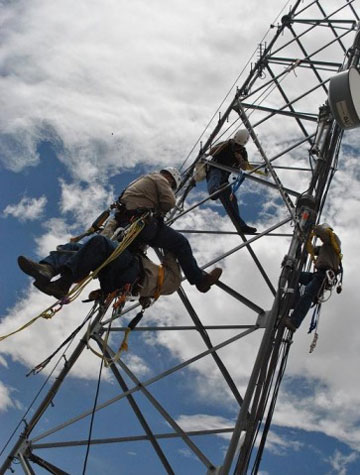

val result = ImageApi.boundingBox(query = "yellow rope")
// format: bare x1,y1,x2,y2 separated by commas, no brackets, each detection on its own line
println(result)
0,302,64,342
111,328,131,365
65,216,147,304
245,162,268,176
0,216,147,342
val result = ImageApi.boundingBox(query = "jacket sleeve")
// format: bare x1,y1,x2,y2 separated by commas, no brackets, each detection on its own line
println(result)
155,175,176,213
209,142,225,156
236,146,249,170
237,154,249,170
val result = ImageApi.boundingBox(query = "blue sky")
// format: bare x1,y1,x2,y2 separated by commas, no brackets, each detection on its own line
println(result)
1,0,360,474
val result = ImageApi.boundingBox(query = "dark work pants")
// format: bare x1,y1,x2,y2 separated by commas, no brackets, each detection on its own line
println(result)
206,168,247,228
133,218,203,285
290,270,327,328
41,235,140,294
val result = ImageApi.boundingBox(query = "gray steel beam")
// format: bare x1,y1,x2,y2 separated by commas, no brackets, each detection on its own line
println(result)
176,285,245,405
32,427,235,448
0,303,106,475
94,336,175,474
92,333,217,471
30,328,257,446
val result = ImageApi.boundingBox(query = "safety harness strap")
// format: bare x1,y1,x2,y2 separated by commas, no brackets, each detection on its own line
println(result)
153,265,165,300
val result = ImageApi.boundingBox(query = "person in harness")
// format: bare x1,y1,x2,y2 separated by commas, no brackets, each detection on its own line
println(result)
17,234,182,301
103,167,222,293
206,129,257,234
284,223,343,331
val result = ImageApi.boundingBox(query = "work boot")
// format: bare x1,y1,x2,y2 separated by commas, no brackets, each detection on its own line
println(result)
33,271,73,299
239,225,257,234
283,317,297,332
196,268,222,293
18,256,55,282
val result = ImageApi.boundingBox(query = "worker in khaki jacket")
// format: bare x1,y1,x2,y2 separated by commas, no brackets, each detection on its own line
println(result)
17,235,181,301
105,168,222,293
284,223,342,331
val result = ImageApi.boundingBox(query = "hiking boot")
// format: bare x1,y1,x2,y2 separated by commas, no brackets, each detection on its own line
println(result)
196,268,222,293
283,317,297,332
34,276,72,300
18,256,55,282
239,225,257,234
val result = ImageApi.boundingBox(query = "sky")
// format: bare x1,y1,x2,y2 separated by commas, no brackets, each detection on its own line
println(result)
1,0,360,474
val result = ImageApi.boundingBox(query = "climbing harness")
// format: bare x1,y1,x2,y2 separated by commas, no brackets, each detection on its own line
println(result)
107,264,165,365
85,260,165,366
303,226,344,353
320,269,337,302
153,265,165,300
308,268,337,353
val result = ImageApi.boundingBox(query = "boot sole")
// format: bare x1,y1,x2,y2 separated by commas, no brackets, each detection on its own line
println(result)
18,256,51,282
196,268,222,292
33,281,67,300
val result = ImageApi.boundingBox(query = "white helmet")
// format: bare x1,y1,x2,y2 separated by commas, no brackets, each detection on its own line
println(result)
320,223,332,230
233,129,250,146
160,167,182,190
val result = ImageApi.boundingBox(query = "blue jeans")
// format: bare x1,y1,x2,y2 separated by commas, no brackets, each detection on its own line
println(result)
290,270,327,328
41,235,140,294
206,168,247,228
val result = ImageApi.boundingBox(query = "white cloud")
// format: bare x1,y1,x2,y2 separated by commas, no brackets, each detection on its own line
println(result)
262,430,304,456
2,195,47,221
122,353,150,378
0,281,104,381
59,179,115,227
0,380,14,412
176,413,234,437
0,355,8,368
1,0,360,470
0,0,285,180
0,376,22,413
327,449,358,475
34,217,73,257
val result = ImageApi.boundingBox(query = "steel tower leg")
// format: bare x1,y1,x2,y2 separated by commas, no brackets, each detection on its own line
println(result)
0,303,107,474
